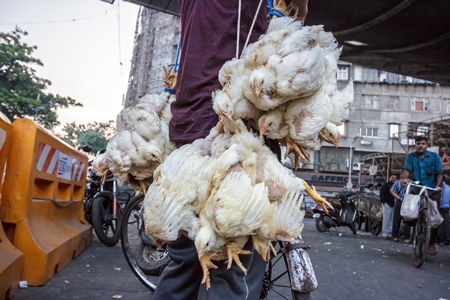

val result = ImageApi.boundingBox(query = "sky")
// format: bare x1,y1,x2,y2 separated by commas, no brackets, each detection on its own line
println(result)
0,0,140,131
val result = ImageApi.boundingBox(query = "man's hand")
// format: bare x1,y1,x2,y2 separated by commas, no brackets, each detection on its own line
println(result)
292,0,309,24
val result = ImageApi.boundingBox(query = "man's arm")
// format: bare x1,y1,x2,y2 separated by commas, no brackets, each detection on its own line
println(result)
401,169,410,181
390,181,401,200
435,173,443,190
292,0,309,24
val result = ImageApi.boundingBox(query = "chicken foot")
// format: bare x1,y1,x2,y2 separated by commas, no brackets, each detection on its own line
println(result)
162,66,177,90
199,253,219,290
301,179,333,214
284,135,308,170
226,243,252,273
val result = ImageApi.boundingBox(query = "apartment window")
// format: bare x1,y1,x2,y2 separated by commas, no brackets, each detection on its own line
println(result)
337,66,349,81
362,67,378,82
389,124,400,138
416,126,428,136
361,95,380,109
338,123,346,136
171,44,179,65
389,96,400,110
400,75,412,83
410,98,428,111
360,127,379,137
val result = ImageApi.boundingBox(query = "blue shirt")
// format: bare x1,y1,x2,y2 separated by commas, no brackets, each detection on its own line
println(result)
403,150,443,188
441,182,450,208
391,180,406,201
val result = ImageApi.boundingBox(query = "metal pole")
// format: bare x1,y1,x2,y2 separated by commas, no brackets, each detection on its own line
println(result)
347,145,353,190
372,157,375,184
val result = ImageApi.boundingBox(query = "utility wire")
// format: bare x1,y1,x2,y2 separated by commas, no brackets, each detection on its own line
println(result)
116,0,124,85
0,9,113,26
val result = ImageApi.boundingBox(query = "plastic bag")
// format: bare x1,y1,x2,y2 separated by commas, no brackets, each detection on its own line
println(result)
430,199,444,228
400,184,426,221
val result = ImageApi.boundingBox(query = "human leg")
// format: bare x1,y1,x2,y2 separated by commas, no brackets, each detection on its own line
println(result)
392,200,402,241
197,238,266,300
152,235,202,300
382,203,394,238
428,193,441,255
437,208,450,243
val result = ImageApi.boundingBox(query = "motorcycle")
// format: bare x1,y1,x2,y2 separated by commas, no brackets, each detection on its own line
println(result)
81,145,135,246
83,153,102,225
312,191,358,235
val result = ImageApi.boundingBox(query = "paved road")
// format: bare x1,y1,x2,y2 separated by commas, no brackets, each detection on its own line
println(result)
12,218,450,300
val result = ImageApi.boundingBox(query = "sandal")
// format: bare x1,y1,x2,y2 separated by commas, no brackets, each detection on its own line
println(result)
393,238,399,242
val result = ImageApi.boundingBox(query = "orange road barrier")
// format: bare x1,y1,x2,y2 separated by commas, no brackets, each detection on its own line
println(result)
0,116,24,299
0,118,91,286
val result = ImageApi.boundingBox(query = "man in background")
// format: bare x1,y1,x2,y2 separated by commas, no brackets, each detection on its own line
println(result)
401,136,443,255
380,175,397,240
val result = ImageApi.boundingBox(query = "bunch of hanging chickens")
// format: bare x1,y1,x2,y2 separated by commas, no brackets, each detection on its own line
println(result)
95,12,354,289
92,67,177,192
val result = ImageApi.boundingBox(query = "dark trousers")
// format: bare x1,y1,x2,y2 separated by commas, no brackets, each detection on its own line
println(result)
152,235,266,300
430,192,441,244
392,200,411,239
437,208,450,242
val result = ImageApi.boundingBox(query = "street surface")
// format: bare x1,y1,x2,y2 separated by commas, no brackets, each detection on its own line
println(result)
13,218,450,300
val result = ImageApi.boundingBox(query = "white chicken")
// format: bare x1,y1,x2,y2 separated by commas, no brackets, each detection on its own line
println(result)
328,80,354,126
98,64,178,192
142,15,342,290
246,46,325,111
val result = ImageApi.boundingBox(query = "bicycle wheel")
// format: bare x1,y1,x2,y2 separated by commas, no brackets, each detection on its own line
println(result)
260,242,311,300
91,196,122,247
121,194,170,291
412,209,431,268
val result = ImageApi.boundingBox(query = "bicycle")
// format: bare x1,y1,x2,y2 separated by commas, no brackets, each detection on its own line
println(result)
121,193,316,299
405,182,439,268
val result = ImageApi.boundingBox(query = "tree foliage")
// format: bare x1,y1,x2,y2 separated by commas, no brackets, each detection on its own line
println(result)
58,121,116,154
0,28,82,128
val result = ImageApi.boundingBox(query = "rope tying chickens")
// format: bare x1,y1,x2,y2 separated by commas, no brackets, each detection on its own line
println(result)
267,0,287,19
94,3,354,290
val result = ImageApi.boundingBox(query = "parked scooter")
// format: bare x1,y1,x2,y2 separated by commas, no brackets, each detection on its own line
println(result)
312,191,358,235
81,145,135,246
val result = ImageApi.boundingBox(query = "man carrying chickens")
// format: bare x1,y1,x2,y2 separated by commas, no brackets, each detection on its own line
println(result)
145,1,342,300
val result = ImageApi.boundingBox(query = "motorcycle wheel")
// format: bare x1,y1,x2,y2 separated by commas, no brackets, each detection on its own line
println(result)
315,216,329,233
83,197,94,225
92,196,122,247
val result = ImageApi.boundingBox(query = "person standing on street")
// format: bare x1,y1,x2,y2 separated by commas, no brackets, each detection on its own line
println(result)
153,1,311,299
390,179,411,243
380,175,397,239
401,136,443,255
437,179,450,245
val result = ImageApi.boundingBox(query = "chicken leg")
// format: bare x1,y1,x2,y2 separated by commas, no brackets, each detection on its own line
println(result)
199,253,219,290
284,135,308,170
226,243,252,273
162,66,177,90
301,179,333,214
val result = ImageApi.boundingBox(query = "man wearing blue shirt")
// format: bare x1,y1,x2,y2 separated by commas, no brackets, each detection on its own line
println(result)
401,136,443,255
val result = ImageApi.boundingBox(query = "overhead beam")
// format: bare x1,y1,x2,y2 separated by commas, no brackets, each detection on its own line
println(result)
333,0,416,36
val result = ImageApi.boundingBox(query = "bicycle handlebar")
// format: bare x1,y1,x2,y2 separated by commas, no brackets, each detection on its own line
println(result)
409,182,440,192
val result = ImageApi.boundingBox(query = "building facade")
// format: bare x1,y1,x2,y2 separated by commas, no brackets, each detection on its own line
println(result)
125,8,450,187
